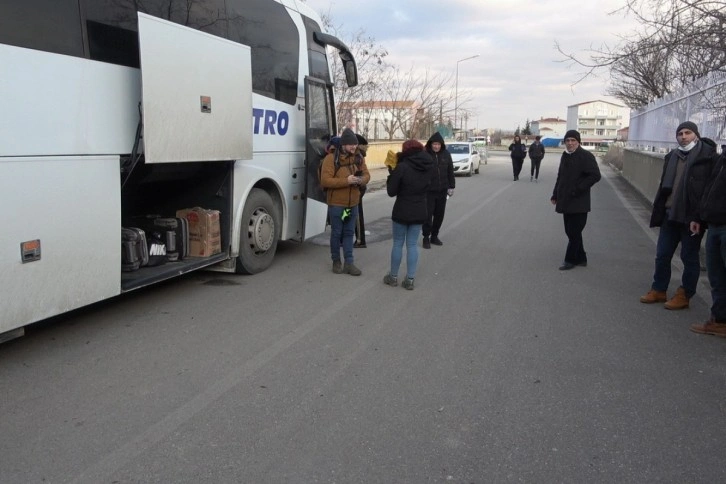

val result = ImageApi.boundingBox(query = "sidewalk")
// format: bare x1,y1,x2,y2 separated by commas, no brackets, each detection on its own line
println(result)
366,166,389,192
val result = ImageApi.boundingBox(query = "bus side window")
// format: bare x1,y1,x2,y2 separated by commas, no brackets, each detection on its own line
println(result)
0,0,84,57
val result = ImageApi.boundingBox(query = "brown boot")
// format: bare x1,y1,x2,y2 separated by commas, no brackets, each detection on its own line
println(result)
690,317,726,337
640,289,667,304
664,287,689,310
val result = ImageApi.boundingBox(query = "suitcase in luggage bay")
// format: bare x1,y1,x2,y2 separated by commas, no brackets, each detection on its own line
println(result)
153,217,189,260
121,227,148,271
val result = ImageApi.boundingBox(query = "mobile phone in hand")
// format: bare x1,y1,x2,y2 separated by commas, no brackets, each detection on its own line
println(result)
354,170,363,177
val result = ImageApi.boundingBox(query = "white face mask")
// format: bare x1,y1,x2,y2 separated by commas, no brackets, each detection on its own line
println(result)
678,140,697,152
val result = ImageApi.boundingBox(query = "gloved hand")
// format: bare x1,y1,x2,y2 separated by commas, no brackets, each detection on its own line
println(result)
447,188,454,197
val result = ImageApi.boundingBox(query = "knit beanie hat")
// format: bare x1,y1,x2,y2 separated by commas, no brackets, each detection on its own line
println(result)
676,121,700,138
564,130,581,143
340,128,358,145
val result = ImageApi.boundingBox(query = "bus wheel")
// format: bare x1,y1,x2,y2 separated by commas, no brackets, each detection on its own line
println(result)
236,188,280,274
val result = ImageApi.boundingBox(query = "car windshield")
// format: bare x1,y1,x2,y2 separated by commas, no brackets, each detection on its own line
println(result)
448,144,470,154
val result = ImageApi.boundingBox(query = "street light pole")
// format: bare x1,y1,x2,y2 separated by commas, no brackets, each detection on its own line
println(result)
454,54,479,139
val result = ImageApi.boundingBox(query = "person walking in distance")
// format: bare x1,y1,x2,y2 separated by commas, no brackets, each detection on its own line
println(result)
528,135,545,182
422,132,455,249
383,139,434,290
508,135,527,181
640,121,718,309
690,149,726,336
550,130,601,270
320,128,370,276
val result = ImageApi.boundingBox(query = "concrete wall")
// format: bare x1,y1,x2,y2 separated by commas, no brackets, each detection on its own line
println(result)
622,148,665,203
363,141,413,168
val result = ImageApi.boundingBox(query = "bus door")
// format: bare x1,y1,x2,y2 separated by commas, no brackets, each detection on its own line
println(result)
302,77,336,240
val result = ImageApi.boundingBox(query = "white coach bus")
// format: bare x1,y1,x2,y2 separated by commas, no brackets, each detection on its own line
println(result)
0,0,357,340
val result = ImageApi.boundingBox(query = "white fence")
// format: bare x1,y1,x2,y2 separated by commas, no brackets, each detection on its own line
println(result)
628,72,726,153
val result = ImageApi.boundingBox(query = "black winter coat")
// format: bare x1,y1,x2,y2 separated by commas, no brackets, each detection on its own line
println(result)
387,149,434,225
551,146,601,214
696,152,726,225
509,141,527,160
650,138,718,227
528,141,545,160
425,132,455,192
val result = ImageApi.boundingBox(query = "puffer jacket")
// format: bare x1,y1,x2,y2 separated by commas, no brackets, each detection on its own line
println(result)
387,148,434,224
551,146,601,214
424,132,455,192
320,148,370,208
650,138,718,227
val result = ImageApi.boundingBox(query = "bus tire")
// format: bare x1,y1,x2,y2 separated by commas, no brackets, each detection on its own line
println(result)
236,188,280,274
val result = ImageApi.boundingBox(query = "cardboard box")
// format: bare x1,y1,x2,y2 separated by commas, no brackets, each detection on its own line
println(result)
176,207,221,257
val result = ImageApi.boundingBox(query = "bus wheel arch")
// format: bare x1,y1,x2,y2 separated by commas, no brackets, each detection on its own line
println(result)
235,186,282,274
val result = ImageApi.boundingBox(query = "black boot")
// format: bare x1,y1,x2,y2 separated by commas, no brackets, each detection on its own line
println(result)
422,236,431,249
430,235,443,246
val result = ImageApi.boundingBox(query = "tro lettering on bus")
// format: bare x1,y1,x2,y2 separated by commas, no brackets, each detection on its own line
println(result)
252,108,289,135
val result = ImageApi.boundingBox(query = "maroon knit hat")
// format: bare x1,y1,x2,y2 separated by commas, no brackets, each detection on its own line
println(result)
401,139,424,152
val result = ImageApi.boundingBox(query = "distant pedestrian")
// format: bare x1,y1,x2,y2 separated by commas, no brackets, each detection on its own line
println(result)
640,121,718,309
690,150,726,336
384,139,434,290
528,135,545,182
320,128,370,276
508,135,527,181
550,130,601,270
422,132,455,249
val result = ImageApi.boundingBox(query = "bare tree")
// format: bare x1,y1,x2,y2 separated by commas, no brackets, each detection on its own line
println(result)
319,15,389,132
375,66,456,140
557,0,726,108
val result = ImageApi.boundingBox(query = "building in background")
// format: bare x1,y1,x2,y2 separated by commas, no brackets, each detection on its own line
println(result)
531,117,567,147
567,100,627,150
338,100,422,140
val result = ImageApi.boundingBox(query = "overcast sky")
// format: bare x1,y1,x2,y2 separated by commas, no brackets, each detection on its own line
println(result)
303,0,642,132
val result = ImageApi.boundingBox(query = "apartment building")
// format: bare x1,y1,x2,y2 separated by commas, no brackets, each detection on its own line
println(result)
566,100,627,149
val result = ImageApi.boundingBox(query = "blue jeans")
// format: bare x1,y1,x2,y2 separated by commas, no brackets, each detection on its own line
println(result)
652,219,703,297
329,205,358,264
390,221,422,279
706,224,726,321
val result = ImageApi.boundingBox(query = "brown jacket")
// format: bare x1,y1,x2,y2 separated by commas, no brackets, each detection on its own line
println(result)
320,148,370,207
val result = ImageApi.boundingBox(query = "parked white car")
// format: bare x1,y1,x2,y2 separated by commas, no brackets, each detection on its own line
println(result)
448,142,481,176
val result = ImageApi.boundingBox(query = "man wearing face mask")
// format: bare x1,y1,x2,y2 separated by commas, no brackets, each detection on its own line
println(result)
640,121,718,310
550,130,601,270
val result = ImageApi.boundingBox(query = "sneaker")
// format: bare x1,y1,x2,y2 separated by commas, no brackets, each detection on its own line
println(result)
383,274,398,287
530,176,533,182
343,262,362,276
354,241,367,248
430,236,443,246
690,318,726,337
639,289,667,303
422,236,431,249
332,260,343,274
401,278,414,290
664,287,689,310
558,262,575,271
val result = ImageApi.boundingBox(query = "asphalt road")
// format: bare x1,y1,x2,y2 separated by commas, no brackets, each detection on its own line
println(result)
2,151,726,483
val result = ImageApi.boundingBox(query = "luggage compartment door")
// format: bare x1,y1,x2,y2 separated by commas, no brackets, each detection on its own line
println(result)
137,13,252,163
